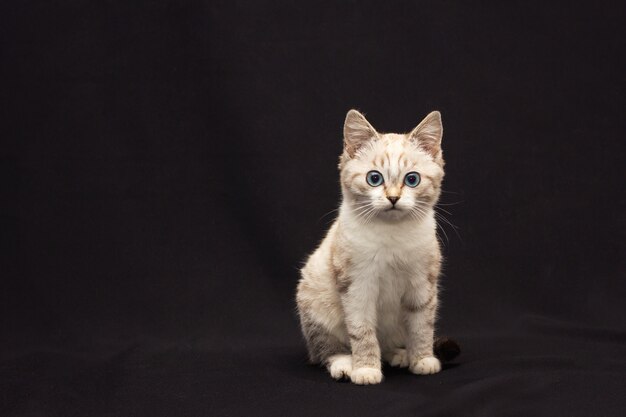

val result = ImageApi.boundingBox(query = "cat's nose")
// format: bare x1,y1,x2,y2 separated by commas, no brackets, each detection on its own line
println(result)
387,196,400,205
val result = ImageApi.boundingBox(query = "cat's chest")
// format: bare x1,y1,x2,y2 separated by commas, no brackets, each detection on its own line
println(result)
349,228,432,275
353,243,428,303
339,217,436,291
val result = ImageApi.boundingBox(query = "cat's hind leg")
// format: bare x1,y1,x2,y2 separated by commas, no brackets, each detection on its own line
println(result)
383,347,409,368
298,313,352,380
327,354,352,380
296,282,351,379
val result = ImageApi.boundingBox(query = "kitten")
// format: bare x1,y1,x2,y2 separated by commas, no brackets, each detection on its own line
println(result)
296,110,459,385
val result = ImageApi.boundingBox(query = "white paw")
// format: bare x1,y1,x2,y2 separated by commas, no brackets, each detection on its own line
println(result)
351,367,383,385
389,348,409,368
327,354,352,380
410,356,441,375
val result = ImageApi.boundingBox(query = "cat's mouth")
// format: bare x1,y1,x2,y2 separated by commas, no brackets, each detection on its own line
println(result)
379,206,410,221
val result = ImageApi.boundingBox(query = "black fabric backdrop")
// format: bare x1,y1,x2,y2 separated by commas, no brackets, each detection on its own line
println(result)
2,1,625,416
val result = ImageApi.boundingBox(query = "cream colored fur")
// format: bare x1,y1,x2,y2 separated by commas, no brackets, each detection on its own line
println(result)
297,110,446,385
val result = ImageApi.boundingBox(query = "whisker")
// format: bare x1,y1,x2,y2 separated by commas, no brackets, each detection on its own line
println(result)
435,206,453,216
351,207,368,216
434,212,460,230
353,205,374,218
436,221,449,246
410,201,459,246
318,207,340,222
434,212,463,242
351,203,377,224
413,204,448,246
363,206,379,225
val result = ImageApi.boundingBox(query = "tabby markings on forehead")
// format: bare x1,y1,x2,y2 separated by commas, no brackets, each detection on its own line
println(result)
398,152,406,169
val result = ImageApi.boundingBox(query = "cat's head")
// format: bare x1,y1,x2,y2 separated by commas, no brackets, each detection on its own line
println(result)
339,109,445,222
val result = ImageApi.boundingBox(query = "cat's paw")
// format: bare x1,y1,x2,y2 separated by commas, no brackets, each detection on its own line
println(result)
351,367,383,385
388,348,409,368
327,354,352,380
410,356,441,375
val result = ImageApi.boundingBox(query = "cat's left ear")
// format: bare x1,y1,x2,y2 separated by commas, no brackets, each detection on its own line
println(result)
409,111,443,158
343,109,379,158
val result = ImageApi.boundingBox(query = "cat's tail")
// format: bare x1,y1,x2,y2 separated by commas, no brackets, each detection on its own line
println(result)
434,337,461,362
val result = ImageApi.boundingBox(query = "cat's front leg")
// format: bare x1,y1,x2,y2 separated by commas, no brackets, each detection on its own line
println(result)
401,283,441,375
342,277,383,385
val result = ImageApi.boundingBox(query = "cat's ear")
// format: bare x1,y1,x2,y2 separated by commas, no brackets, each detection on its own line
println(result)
408,111,443,157
343,109,379,158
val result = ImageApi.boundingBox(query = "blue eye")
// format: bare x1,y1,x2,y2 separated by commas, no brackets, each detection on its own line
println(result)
366,170,384,187
404,172,421,187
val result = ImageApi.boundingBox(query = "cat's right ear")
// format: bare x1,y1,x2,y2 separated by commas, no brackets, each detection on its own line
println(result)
343,109,379,158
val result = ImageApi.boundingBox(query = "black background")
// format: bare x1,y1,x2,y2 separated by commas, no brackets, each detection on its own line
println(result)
3,1,625,416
